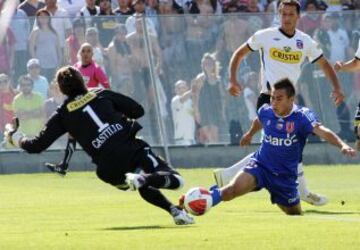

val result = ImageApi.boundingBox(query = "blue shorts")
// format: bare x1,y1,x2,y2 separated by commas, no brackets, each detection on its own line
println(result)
244,161,300,207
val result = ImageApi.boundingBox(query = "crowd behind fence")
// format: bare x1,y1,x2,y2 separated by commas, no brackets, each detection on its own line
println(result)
0,8,359,152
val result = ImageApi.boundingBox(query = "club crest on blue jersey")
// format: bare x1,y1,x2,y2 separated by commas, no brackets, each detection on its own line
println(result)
296,39,303,49
286,122,295,133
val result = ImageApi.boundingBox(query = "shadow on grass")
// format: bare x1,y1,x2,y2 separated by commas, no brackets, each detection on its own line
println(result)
304,209,360,215
102,225,192,231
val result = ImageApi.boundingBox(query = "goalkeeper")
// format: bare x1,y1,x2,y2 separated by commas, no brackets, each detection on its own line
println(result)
4,66,194,226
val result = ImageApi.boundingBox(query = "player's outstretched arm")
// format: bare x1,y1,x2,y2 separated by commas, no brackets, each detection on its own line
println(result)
313,125,356,157
316,57,345,106
228,43,251,96
334,59,360,73
240,118,262,146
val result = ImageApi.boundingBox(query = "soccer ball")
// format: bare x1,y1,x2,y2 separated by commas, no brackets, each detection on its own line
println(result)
183,187,212,216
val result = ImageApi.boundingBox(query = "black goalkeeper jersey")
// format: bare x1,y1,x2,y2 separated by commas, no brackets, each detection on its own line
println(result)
20,89,144,162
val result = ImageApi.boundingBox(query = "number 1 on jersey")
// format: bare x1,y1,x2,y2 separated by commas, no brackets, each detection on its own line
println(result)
83,105,109,132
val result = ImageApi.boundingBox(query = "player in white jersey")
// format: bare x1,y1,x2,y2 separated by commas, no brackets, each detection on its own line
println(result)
334,39,360,150
214,0,345,206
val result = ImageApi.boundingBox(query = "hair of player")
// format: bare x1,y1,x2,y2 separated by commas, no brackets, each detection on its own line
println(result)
273,78,296,98
279,0,301,14
56,66,87,98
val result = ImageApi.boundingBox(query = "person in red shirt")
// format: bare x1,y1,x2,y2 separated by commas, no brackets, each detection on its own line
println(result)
73,43,110,89
0,74,16,138
0,28,15,76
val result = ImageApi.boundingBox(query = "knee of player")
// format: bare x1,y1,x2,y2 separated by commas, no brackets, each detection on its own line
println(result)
173,174,184,190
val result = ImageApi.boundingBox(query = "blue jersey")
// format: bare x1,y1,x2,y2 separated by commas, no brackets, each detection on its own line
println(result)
253,104,320,177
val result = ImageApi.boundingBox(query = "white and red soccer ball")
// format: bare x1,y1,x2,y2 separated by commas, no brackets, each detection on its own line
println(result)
183,187,212,216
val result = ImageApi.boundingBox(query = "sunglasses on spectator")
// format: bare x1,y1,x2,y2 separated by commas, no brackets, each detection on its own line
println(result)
20,83,33,87
29,65,40,69
0,79,8,84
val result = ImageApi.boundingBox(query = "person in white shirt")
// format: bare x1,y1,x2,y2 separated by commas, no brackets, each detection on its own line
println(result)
57,0,85,18
214,0,345,207
76,0,100,27
39,0,73,54
171,80,195,145
327,13,350,64
334,39,360,150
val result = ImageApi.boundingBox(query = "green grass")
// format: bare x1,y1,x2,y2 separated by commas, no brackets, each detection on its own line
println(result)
1,165,360,250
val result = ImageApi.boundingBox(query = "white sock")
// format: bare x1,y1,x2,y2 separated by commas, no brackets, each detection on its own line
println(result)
221,153,253,186
297,162,310,199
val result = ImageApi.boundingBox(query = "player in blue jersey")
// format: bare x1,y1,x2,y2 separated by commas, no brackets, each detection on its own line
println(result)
207,79,355,215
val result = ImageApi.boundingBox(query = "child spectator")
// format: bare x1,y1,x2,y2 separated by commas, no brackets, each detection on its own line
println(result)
26,58,49,99
171,80,195,145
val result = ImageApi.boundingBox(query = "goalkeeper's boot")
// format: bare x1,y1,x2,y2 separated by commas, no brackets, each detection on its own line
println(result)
301,192,328,206
45,163,67,177
171,207,195,225
125,173,146,191
213,168,225,187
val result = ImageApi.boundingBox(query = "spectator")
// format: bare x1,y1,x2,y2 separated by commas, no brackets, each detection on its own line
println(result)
10,8,31,84
0,27,15,76
0,74,16,140
192,53,225,144
41,0,72,56
184,0,218,78
171,80,195,145
215,15,249,78
158,0,187,85
85,27,106,70
57,0,85,17
93,0,117,48
77,0,100,27
297,0,322,36
18,0,45,17
74,43,111,89
114,0,134,23
12,75,45,137
29,9,61,81
125,0,157,36
313,13,332,58
327,13,350,64
107,24,133,93
26,58,49,99
246,0,261,12
242,71,259,122
145,0,160,33
65,18,86,65
126,18,167,142
44,80,64,118
44,80,67,148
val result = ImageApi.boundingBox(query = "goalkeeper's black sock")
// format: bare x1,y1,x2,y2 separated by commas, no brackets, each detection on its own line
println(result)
138,186,173,213
61,137,76,170
143,172,183,190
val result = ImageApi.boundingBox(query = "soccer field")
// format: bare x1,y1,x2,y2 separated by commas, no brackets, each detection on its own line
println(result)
1,166,360,250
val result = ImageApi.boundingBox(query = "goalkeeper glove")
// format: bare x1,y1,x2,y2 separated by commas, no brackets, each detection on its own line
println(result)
4,117,24,148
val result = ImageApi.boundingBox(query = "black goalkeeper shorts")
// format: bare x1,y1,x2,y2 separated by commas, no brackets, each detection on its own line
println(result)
95,139,178,186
